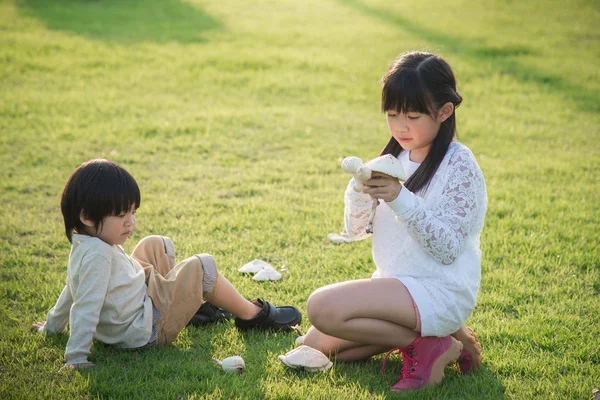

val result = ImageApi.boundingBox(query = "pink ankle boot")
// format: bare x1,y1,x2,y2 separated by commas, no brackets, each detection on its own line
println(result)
390,335,463,391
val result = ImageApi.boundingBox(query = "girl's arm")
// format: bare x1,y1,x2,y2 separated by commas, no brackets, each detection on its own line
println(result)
344,177,375,240
387,151,487,265
64,253,111,365
38,282,73,334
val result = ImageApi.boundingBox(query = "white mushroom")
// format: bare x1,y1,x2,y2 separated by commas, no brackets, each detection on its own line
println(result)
278,345,333,372
361,154,407,181
295,336,305,346
341,156,363,175
239,259,272,274
212,356,245,374
341,154,407,234
354,166,372,182
252,266,282,281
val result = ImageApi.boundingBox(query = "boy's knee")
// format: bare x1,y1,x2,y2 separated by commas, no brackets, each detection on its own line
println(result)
138,235,164,249
194,254,219,299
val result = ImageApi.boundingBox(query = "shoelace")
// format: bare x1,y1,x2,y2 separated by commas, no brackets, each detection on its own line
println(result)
400,345,418,380
381,348,403,375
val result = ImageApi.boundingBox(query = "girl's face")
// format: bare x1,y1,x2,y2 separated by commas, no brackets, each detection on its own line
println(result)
82,205,137,246
386,109,441,163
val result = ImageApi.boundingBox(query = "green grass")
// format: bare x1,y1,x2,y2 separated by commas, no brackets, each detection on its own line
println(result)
1,0,599,398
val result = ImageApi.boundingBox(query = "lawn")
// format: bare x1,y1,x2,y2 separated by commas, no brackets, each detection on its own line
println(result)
0,0,599,398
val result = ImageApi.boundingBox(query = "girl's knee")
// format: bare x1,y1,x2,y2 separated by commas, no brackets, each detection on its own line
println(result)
307,290,337,331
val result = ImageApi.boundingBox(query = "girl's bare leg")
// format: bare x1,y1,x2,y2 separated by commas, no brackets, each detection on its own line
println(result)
305,278,418,352
304,325,391,361
204,272,261,320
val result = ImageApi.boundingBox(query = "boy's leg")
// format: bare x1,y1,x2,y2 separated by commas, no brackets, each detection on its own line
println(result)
131,235,174,277
206,273,302,331
203,273,261,320
149,254,214,345
306,278,418,349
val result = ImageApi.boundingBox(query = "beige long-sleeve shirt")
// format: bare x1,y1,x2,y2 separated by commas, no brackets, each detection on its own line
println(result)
41,234,153,364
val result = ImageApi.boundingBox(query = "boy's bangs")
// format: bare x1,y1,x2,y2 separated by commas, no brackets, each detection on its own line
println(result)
382,71,434,115
85,164,141,220
106,172,140,216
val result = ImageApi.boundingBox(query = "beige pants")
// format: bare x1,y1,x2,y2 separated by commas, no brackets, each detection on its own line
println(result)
131,235,219,346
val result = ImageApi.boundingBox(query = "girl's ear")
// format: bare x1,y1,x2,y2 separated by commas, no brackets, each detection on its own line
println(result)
438,102,454,123
80,211,95,228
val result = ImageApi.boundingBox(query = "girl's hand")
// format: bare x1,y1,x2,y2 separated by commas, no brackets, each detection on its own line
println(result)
31,321,46,333
60,362,96,372
362,172,402,202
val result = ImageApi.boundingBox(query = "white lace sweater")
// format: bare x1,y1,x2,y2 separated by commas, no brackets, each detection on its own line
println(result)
344,142,487,336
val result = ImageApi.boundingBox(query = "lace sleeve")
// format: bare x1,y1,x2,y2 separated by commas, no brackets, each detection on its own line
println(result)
344,177,374,240
397,151,487,265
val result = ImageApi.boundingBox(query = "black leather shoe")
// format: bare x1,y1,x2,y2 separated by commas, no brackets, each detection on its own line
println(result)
234,298,302,331
187,302,232,327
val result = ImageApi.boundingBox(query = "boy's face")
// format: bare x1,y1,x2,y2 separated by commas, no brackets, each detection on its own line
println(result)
84,205,137,246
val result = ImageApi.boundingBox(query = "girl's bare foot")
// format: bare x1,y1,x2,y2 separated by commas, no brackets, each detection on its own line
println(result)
452,325,482,373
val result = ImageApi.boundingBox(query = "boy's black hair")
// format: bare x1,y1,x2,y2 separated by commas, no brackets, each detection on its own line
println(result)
380,51,463,194
60,159,141,243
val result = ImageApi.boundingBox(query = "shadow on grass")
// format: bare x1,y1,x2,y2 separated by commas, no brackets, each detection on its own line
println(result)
17,0,222,44
337,0,600,114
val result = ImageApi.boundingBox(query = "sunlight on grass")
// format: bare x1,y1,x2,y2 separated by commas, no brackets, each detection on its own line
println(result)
1,0,599,398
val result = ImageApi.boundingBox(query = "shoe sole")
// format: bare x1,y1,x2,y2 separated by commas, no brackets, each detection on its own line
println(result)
452,326,482,373
427,337,463,387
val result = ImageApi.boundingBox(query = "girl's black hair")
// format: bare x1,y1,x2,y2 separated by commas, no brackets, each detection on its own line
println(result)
60,159,140,243
380,51,463,194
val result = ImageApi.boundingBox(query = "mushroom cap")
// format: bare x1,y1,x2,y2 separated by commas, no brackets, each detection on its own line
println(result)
239,259,272,274
252,266,282,281
362,154,407,181
278,345,333,371
341,156,363,174
212,356,245,374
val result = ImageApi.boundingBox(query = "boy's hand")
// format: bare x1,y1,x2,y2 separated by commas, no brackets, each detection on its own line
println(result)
31,321,46,333
60,362,96,371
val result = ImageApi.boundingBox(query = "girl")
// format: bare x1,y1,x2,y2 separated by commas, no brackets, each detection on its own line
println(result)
32,159,301,369
304,51,487,391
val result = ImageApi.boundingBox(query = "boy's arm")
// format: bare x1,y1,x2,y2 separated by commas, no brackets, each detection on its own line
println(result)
64,252,112,365
38,282,73,334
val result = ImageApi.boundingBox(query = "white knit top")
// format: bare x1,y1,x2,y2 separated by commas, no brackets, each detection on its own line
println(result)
41,234,153,364
344,142,487,336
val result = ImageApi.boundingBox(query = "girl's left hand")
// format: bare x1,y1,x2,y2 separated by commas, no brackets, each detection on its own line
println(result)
362,172,402,202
